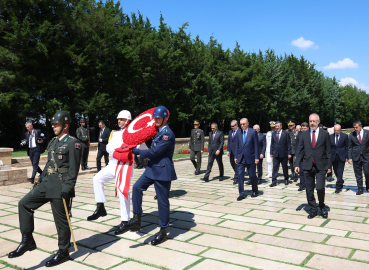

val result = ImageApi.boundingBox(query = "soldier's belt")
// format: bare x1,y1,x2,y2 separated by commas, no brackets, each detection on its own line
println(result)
47,166,69,175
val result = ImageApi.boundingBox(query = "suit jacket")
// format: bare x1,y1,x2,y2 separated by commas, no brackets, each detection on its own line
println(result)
331,133,348,162
227,128,240,155
348,130,369,162
295,131,306,167
98,127,111,152
257,132,266,156
25,129,46,156
270,129,291,158
295,129,332,171
234,127,259,164
208,130,224,155
138,125,177,181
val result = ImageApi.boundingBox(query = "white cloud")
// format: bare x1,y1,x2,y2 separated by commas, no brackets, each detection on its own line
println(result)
324,58,359,70
339,77,369,91
290,37,318,50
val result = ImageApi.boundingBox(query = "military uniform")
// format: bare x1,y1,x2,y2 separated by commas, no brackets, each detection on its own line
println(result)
76,120,90,170
266,121,276,177
287,121,299,181
190,122,204,174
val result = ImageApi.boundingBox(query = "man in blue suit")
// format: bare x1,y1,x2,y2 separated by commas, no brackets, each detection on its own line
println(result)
227,120,240,185
253,125,266,184
270,121,291,186
122,106,177,246
330,124,348,193
234,118,259,200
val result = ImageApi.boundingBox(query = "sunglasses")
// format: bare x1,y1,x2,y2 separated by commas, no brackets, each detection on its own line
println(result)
240,123,247,126
231,125,236,128
211,128,216,130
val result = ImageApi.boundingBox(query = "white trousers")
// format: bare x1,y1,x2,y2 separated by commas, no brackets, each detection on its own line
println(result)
93,162,130,221
266,152,272,175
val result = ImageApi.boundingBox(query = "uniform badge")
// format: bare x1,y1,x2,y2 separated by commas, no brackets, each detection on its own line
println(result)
65,117,68,121
163,135,168,140
75,143,81,149
64,138,68,142
59,155,63,160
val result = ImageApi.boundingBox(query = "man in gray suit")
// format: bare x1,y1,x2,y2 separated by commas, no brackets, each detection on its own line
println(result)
201,123,224,182
348,120,369,195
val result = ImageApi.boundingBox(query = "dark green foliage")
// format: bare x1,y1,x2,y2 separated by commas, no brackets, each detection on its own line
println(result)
0,0,367,147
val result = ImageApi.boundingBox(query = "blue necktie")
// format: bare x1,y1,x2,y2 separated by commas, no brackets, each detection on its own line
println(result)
336,135,339,146
232,131,235,139
277,132,280,143
243,131,246,145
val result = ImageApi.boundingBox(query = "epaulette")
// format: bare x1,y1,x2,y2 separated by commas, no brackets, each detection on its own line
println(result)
46,137,57,149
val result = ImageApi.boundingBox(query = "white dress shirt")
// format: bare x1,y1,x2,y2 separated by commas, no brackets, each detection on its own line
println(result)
357,129,364,141
310,127,320,143
29,130,36,148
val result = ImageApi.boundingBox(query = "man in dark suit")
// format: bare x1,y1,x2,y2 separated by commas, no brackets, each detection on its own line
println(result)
201,123,224,182
270,121,291,186
227,120,240,185
295,113,332,219
329,124,349,193
23,122,46,183
96,120,111,172
295,122,309,191
348,120,369,195
253,124,266,184
234,118,259,200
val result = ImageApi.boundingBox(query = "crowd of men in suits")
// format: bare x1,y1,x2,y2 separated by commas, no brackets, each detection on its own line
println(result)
189,115,369,219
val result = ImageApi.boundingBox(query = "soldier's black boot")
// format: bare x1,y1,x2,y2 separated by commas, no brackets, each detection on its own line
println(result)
81,165,86,171
115,213,141,235
87,203,107,221
45,248,70,267
85,165,91,170
8,233,37,258
114,221,128,235
151,227,167,245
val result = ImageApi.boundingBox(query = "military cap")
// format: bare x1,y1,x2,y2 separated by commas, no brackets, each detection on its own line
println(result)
51,110,72,124
288,119,296,126
193,120,200,125
80,118,86,123
269,121,276,127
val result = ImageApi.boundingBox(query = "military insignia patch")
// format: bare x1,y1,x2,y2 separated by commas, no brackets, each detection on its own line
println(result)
163,135,168,140
75,143,81,149
65,117,68,121
59,155,63,160
64,138,68,142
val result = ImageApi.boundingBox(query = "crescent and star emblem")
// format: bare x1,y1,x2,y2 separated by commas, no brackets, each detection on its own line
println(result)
127,113,155,133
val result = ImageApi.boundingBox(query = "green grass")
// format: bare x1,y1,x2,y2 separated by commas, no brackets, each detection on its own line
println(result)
11,147,47,158
172,152,208,160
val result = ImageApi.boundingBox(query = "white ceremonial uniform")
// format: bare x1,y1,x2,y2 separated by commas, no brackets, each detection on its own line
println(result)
93,128,133,221
266,131,273,176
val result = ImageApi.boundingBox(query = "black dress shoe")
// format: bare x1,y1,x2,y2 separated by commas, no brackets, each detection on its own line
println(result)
307,212,317,219
194,171,200,175
8,234,37,258
85,166,91,170
219,177,224,181
237,195,246,201
45,249,70,267
27,178,35,183
115,213,141,235
258,179,262,185
87,203,107,221
320,207,328,218
251,191,259,198
285,180,289,185
335,188,341,194
136,164,144,169
356,189,364,195
233,180,238,185
269,182,276,187
293,177,298,182
151,227,167,245
246,180,251,185
201,177,209,182
154,195,157,200
114,221,128,235
298,186,306,191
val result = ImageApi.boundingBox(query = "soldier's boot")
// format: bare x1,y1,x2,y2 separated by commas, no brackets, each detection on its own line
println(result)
45,248,70,267
191,160,197,172
151,227,167,246
365,174,369,192
85,165,91,170
114,221,128,235
8,233,37,258
81,165,86,171
87,203,107,221
115,213,141,235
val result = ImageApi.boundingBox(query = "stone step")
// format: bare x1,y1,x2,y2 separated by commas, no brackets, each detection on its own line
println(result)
0,168,28,186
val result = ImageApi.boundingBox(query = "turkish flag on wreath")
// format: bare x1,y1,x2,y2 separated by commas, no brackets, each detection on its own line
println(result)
112,107,169,199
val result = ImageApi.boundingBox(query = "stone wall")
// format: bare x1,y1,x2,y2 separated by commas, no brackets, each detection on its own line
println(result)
0,148,13,166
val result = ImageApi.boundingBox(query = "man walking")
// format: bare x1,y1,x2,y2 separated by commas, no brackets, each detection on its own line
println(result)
265,121,276,178
253,124,266,184
330,124,348,193
295,113,332,219
295,122,309,191
287,120,299,181
96,120,111,172
227,120,239,184
76,118,91,170
190,120,204,175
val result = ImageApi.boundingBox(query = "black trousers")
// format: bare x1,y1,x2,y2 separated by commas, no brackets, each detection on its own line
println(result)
256,158,263,180
29,148,42,178
80,142,89,167
299,160,305,187
18,185,71,250
353,155,369,189
289,154,296,177
332,156,345,189
204,153,224,179
272,156,289,183
134,155,141,166
190,150,202,173
229,152,238,180
96,148,109,172
304,164,326,212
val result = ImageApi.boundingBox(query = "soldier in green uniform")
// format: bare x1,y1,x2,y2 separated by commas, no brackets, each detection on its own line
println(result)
76,118,91,170
287,120,299,181
190,120,205,175
8,110,81,267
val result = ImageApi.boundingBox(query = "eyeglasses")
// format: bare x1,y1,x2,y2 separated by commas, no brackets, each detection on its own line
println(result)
231,125,236,128
240,123,247,126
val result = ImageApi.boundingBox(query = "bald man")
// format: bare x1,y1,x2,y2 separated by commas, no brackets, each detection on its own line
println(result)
328,124,348,193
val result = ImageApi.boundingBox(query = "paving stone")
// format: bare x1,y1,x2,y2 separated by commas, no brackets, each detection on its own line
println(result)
0,224,14,233
222,214,269,224
190,234,309,264
0,237,19,257
97,238,201,270
306,254,369,270
139,238,207,255
190,259,249,270
70,246,124,269
170,212,222,225
325,220,369,233
73,220,113,233
198,204,251,215
0,214,19,227
227,202,282,212
267,221,303,230
169,199,206,208
302,225,348,237
277,229,327,243
0,196,18,203
72,228,118,248
352,250,369,262
110,261,159,270
34,218,58,235
280,208,365,222
326,236,369,251
349,231,369,241
174,207,224,217
249,234,351,258
140,224,200,241
219,220,283,235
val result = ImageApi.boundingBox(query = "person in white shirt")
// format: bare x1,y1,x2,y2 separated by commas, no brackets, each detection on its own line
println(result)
87,110,134,233
265,121,276,178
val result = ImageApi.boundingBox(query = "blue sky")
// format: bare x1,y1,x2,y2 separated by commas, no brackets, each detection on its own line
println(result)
114,0,369,91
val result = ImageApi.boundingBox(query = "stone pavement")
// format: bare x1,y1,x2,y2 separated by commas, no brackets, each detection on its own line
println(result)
1,156,369,269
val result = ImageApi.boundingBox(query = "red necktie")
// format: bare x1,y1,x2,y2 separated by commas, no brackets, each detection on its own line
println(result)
312,130,316,164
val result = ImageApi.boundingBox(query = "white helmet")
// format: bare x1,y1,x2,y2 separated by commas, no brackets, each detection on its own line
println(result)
117,110,132,120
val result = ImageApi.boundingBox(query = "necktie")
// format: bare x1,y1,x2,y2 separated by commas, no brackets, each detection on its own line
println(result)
232,131,235,139
212,133,215,141
312,130,316,164
277,132,280,143
243,131,246,145
100,129,103,138
359,133,362,144
29,132,33,148
336,135,339,146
